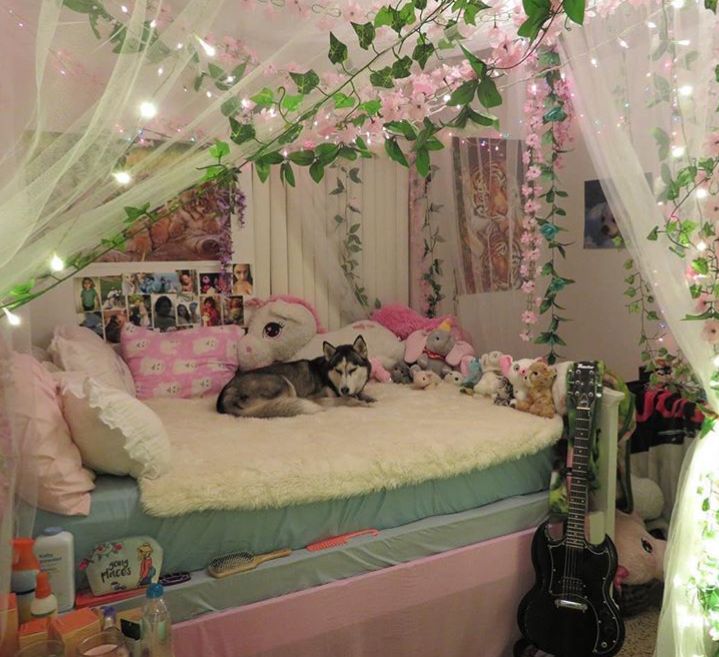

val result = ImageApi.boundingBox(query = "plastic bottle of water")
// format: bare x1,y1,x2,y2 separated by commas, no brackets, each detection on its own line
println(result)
141,583,173,657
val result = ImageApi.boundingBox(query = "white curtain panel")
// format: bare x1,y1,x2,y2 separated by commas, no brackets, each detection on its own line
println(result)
561,4,718,655
249,158,409,330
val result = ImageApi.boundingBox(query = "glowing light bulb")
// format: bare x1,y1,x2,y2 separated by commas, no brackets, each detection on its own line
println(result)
121,4,128,12
672,145,686,158
647,21,657,28
677,39,691,46
618,38,629,49
50,254,64,272
671,0,685,7
226,76,235,83
590,57,598,68
157,67,163,76
713,354,719,368
3,308,21,326
697,188,709,199
150,19,157,28
197,37,216,57
679,85,694,97
139,101,157,119
113,171,132,185
206,90,213,98
241,98,251,108
698,240,707,252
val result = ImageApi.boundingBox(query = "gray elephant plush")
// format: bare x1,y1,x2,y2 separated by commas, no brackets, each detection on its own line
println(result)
404,321,475,378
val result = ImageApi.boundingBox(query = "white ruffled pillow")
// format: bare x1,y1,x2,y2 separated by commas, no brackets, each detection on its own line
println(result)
49,326,136,396
59,376,170,480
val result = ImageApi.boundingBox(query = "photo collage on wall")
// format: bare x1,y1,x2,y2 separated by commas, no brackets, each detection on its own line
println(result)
74,264,253,343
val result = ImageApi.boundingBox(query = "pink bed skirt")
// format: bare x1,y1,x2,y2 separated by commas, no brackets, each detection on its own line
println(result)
174,528,536,657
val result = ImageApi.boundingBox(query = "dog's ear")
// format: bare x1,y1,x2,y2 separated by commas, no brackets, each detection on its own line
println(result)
323,341,337,361
353,335,368,359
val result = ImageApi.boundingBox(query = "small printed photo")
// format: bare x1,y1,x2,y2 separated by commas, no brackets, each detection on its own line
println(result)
231,263,253,296
200,295,222,326
100,276,125,310
122,273,144,296
75,276,101,313
222,295,244,326
135,273,158,294
103,308,128,344
77,311,103,339
153,272,182,294
584,179,623,249
152,294,177,332
199,273,222,295
176,294,199,328
176,269,198,295
128,294,152,328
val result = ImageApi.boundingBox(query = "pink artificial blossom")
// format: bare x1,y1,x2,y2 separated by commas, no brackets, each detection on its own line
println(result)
522,311,538,325
705,131,719,158
525,165,542,180
702,320,719,344
520,330,532,343
521,280,536,294
696,293,713,314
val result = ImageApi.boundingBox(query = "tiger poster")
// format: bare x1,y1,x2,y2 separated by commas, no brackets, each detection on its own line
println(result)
451,137,524,294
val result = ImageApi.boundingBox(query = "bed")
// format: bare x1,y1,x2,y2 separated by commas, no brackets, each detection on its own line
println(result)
29,383,623,657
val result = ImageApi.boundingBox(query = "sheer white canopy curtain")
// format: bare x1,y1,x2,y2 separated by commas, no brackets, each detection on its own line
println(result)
562,4,719,656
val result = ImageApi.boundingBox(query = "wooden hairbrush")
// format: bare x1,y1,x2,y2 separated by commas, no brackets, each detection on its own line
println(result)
207,548,292,578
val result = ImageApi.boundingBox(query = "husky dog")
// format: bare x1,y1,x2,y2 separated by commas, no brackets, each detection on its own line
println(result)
217,335,374,418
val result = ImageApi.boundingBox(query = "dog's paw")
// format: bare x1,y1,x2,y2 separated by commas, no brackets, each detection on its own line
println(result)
358,393,376,404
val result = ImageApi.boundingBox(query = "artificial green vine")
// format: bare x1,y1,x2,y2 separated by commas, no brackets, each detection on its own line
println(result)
533,49,574,364
329,164,372,309
419,169,445,318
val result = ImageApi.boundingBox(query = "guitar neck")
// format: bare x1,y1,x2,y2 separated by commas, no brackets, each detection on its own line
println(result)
565,403,595,548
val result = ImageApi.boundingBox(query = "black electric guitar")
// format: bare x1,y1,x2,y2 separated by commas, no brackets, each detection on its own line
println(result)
516,362,624,657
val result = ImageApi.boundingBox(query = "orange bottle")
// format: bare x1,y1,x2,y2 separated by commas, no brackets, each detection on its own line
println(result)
11,538,40,623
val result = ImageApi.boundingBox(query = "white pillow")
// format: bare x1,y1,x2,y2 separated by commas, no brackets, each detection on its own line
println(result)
60,376,170,480
49,327,136,396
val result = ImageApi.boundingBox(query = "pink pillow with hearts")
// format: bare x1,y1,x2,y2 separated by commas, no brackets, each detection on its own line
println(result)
121,325,244,399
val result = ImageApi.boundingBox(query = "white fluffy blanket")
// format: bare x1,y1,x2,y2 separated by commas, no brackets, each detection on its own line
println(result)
140,383,563,517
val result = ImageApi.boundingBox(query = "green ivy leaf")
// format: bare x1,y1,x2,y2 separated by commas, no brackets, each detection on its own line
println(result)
255,161,270,183
375,7,394,26
280,162,296,187
287,150,315,166
467,108,499,128
385,138,409,167
447,80,478,106
349,167,362,183
328,32,348,64
416,148,430,177
459,44,486,78
332,92,355,109
290,70,320,94
706,0,717,12
282,94,304,112
278,123,303,145
543,105,567,122
220,97,242,117
208,140,230,160
477,76,502,108
229,118,256,145
208,63,225,79
370,67,394,88
352,22,376,49
251,87,274,107
412,41,435,69
647,226,659,241
310,160,325,182
562,0,585,24
385,120,416,140
692,258,709,275
360,99,381,115
391,56,413,79
517,0,551,41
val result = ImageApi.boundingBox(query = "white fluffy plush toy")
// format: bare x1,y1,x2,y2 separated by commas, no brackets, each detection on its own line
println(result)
551,360,573,415
473,351,505,397
499,355,536,404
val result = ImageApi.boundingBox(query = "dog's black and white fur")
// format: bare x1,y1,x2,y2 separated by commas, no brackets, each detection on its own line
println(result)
217,335,374,418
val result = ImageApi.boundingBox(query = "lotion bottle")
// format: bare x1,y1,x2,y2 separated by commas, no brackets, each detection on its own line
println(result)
11,537,40,623
33,527,75,612
30,571,58,619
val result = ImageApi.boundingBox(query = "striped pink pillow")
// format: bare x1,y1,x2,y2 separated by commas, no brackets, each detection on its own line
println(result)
120,325,243,399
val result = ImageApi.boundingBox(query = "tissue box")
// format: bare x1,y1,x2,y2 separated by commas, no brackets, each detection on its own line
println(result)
80,537,162,596
49,608,101,657
0,594,18,657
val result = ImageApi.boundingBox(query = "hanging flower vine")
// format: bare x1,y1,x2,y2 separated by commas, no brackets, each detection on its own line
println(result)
518,47,574,364
418,167,445,318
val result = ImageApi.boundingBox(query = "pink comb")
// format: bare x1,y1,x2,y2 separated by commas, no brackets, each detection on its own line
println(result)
306,529,379,551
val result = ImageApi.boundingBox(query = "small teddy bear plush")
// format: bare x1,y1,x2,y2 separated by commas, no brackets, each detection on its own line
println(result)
444,371,463,386
515,362,557,418
492,376,514,407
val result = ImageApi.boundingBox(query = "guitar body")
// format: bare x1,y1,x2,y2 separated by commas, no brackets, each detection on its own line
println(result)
518,520,624,657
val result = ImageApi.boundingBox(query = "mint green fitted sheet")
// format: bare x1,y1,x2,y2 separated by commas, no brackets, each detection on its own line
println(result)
29,446,553,586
